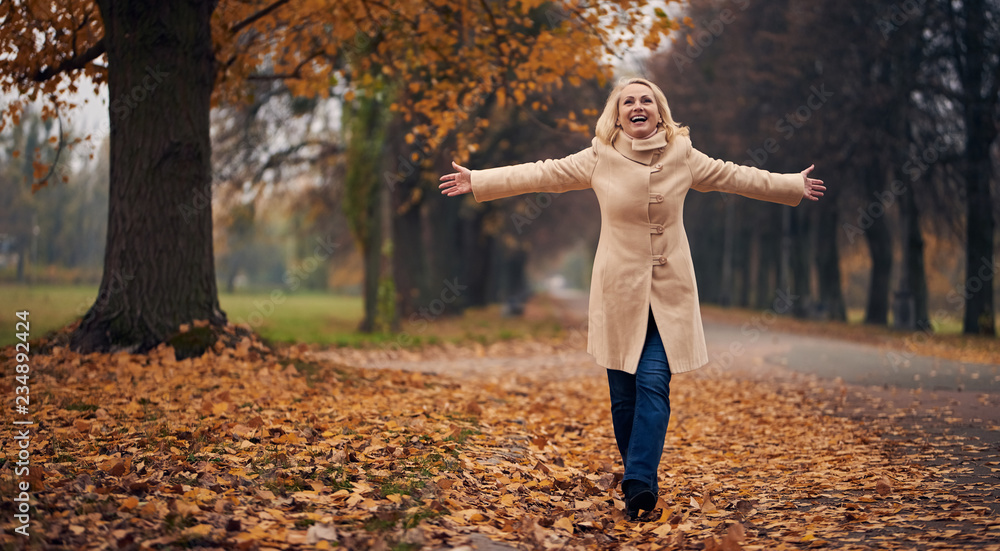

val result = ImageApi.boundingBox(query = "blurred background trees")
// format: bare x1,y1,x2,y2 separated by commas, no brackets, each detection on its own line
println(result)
646,0,998,336
1,0,997,339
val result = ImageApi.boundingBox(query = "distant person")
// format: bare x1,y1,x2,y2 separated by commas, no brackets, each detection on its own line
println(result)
439,77,825,519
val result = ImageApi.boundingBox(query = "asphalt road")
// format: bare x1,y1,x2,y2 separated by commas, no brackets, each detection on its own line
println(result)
703,320,1000,393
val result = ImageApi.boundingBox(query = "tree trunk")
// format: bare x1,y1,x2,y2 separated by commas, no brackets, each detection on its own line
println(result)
959,0,997,336
814,186,846,321
462,207,493,308
736,223,752,307
895,180,930,330
790,207,811,318
390,163,429,319
718,199,736,306
423,185,469,315
72,0,224,355
961,141,996,335
15,239,26,283
343,93,389,333
357,187,381,333
754,209,778,310
499,245,529,316
863,166,893,326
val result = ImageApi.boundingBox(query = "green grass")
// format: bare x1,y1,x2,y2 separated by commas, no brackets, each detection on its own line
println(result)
220,291,363,344
0,284,364,347
845,307,979,335
0,283,568,349
0,284,97,345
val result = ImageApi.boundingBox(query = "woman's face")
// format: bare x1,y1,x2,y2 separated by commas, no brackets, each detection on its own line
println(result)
618,83,660,139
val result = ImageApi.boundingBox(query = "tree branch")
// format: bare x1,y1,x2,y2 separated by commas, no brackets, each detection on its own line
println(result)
245,49,329,81
32,39,106,82
230,0,291,35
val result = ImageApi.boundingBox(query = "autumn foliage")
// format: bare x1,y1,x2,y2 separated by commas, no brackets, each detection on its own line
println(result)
1,0,681,161
2,326,997,549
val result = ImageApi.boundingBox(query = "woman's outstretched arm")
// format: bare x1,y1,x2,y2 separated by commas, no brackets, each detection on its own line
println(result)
439,161,472,196
438,142,598,202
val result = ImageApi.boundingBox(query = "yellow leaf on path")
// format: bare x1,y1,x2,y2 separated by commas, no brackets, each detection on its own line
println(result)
386,493,403,504
500,494,514,507
175,500,200,516
553,516,574,533
100,458,125,476
212,402,229,415
184,524,213,537
653,523,672,536
119,496,139,511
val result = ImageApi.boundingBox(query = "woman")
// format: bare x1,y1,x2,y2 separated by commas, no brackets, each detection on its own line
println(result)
439,77,825,519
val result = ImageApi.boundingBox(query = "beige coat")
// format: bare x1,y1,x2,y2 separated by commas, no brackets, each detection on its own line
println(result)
471,131,804,374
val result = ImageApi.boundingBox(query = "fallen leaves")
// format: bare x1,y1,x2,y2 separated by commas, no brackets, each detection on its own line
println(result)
0,329,997,550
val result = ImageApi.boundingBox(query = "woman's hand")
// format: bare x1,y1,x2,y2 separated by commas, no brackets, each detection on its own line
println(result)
439,161,472,196
801,164,826,201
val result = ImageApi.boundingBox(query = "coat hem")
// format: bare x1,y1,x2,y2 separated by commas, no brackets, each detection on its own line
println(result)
587,349,708,375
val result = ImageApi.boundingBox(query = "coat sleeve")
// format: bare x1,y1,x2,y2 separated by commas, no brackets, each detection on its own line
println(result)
471,141,598,202
686,142,803,207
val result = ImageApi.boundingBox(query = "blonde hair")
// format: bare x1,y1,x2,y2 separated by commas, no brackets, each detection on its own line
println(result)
595,77,689,144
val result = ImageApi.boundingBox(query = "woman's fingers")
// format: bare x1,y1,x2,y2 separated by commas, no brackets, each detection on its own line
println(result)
439,160,472,195
800,165,825,201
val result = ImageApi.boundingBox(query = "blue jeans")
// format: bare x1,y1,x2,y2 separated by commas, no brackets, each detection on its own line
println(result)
607,312,672,492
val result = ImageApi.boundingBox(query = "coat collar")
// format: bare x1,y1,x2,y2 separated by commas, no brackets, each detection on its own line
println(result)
613,130,668,165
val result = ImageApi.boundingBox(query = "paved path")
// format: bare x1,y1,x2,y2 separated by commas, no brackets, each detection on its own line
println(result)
313,292,1000,530
704,321,1000,393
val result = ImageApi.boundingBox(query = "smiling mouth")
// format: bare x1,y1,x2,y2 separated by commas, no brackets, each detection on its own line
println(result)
630,116,648,123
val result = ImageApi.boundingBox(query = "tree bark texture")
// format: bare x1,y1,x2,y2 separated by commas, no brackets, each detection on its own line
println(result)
863,165,893,326
390,161,430,319
959,0,997,336
72,0,224,354
896,180,930,330
343,99,386,333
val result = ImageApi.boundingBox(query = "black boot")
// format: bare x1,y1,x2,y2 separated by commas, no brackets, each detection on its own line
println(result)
623,480,657,520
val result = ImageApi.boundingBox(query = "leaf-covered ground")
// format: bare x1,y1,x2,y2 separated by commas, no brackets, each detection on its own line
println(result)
2,325,998,550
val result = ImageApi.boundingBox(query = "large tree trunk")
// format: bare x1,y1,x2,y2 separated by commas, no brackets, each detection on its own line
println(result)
959,0,997,336
863,165,893,326
72,0,224,355
962,139,996,335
